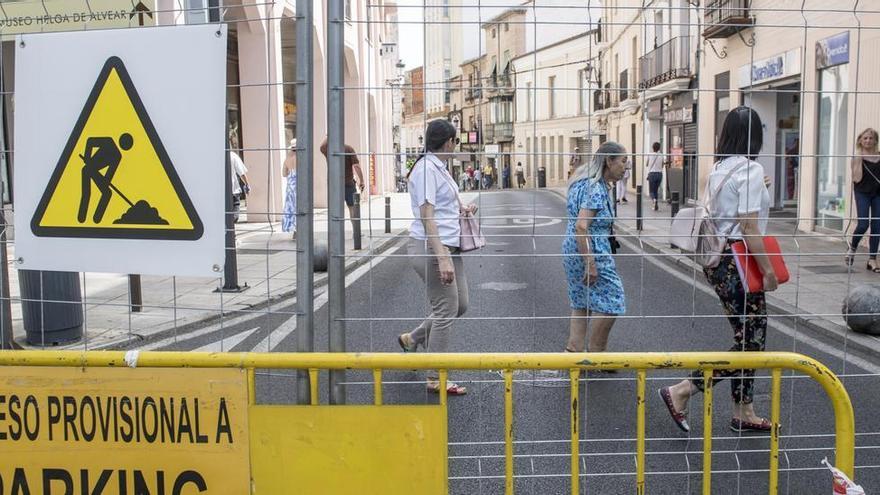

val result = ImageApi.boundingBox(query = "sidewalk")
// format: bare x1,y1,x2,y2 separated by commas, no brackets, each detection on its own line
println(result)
551,186,880,357
8,193,416,350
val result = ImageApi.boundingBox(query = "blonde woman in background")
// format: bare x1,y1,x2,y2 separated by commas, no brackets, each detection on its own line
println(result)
281,139,297,239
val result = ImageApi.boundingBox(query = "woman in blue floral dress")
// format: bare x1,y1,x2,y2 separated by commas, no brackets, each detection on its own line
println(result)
562,141,629,356
281,140,297,238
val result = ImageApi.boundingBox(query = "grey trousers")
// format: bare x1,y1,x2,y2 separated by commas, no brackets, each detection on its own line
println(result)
407,238,469,353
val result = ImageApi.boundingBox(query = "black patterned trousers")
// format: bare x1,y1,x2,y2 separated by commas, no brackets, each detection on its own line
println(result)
689,249,767,404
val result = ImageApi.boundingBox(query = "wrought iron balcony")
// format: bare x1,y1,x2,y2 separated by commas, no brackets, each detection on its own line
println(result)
639,36,692,90
704,0,754,39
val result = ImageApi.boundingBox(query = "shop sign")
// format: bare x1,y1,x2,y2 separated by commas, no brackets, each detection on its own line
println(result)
816,31,850,70
460,132,470,144
0,0,155,38
469,131,478,143
670,147,684,168
738,48,802,88
484,144,500,155
663,106,694,125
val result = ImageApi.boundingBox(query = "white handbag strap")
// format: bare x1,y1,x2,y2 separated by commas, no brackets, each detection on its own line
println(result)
706,159,748,214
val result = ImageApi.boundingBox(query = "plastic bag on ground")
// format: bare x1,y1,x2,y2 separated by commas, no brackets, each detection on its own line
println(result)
823,458,865,494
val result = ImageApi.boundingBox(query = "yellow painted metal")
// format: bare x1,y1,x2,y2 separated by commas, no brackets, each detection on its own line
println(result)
504,369,515,495
309,368,319,405
702,370,714,495
0,366,250,492
636,370,646,495
570,369,580,495
373,368,383,405
249,405,448,494
0,350,856,478
247,367,256,405
439,369,448,407
769,368,782,494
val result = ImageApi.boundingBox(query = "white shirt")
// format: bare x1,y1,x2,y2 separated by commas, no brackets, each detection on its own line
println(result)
408,154,461,247
645,152,664,174
230,152,248,195
707,156,770,239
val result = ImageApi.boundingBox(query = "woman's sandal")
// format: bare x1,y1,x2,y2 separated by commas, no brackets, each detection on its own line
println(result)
426,379,467,395
845,249,856,267
867,259,880,273
658,387,690,432
730,417,775,432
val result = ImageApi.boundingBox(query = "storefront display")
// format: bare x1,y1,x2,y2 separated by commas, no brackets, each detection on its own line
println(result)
815,33,850,230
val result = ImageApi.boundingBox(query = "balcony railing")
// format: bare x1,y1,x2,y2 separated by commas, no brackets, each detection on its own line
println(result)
639,36,692,90
704,0,753,39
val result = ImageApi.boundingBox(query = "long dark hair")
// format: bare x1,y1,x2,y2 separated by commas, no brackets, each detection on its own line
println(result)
716,106,763,162
408,119,457,179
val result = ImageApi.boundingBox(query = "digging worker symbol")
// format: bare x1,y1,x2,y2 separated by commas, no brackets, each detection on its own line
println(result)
77,133,133,224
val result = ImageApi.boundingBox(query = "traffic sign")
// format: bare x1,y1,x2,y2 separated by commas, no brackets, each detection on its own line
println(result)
14,25,226,277
31,56,203,241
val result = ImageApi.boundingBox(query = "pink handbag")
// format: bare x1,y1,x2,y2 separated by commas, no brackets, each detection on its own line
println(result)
459,211,486,252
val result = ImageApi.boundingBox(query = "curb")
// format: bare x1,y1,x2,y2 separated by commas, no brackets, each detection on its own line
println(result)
545,187,880,361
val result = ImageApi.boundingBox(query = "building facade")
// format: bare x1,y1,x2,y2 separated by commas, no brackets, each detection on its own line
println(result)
513,31,600,188
697,1,880,233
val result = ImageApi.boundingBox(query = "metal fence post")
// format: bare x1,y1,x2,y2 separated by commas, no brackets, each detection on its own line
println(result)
0,206,14,349
217,141,248,293
636,185,643,231
385,196,391,234
353,192,362,251
295,0,316,405
670,191,680,249
128,275,142,312
328,0,347,404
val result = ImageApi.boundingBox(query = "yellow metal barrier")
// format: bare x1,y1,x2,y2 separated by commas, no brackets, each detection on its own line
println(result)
0,350,855,494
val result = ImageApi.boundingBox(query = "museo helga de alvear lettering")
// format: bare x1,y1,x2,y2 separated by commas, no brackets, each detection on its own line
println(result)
0,395,233,444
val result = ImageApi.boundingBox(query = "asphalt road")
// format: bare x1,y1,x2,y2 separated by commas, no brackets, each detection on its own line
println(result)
144,189,880,494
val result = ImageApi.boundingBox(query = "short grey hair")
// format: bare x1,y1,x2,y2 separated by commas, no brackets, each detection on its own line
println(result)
568,141,627,188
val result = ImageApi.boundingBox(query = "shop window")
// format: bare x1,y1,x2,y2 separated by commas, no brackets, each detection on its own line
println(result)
816,64,849,230
185,0,220,24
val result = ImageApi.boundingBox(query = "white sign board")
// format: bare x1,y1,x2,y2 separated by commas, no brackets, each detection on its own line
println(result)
14,25,226,277
738,48,802,88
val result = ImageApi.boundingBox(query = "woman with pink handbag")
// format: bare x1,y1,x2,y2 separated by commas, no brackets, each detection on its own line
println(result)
397,120,478,396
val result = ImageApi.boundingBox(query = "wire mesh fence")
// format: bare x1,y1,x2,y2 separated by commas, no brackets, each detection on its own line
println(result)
1,0,880,492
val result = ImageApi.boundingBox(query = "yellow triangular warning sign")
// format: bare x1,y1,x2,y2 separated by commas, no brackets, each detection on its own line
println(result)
31,56,203,240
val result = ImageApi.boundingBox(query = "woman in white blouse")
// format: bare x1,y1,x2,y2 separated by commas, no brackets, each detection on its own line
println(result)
660,107,778,434
397,120,477,395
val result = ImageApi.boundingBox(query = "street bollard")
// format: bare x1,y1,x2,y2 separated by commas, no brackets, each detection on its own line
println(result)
353,192,362,251
384,196,391,234
670,191,680,249
636,185,643,231
128,275,142,313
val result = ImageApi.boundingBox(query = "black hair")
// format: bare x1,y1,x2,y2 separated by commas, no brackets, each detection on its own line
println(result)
652,142,661,152
424,119,457,153
408,119,457,179
716,106,763,161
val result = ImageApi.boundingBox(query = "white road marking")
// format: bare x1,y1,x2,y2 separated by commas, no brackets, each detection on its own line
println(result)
478,282,528,291
193,327,261,352
620,236,880,375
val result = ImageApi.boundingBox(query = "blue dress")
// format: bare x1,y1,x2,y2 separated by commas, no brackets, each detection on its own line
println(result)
282,172,297,233
562,178,626,314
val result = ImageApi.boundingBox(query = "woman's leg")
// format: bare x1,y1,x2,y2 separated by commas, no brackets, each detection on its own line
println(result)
406,242,461,353
869,193,880,259
566,309,588,351
587,311,616,352
851,191,871,252
648,173,661,201
689,257,768,408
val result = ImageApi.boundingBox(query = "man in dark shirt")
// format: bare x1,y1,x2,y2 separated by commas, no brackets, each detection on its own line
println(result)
320,137,365,231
